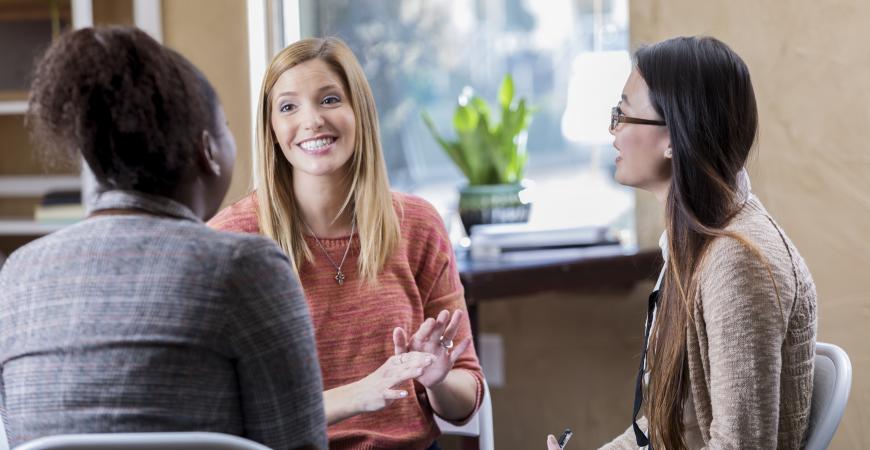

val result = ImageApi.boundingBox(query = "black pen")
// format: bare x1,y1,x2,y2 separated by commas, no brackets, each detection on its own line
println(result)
558,428,573,449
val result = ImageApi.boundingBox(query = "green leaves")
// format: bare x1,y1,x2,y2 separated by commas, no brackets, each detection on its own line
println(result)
422,74,534,185
498,74,514,110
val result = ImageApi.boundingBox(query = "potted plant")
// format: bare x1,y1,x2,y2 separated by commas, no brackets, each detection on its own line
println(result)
422,74,534,235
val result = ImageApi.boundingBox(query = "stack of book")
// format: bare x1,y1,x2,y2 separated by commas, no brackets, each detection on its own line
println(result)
469,222,622,261
34,190,84,224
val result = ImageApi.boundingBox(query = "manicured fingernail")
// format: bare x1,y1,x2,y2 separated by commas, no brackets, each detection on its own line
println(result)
399,390,408,397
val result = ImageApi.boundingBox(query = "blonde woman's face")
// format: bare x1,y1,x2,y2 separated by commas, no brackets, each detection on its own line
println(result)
609,69,671,192
270,58,356,181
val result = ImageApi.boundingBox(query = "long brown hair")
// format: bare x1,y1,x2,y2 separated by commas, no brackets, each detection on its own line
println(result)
254,37,399,283
637,36,781,449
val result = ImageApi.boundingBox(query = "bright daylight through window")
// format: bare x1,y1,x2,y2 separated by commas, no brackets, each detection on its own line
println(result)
293,0,633,244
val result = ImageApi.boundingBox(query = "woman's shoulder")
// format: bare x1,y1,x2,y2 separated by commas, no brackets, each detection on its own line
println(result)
391,191,448,237
700,195,804,300
209,192,260,234
712,195,793,260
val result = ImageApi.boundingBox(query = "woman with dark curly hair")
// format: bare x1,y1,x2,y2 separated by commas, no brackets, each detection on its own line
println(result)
0,26,334,449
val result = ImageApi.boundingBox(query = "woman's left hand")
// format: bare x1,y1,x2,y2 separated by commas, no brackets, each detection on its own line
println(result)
546,434,563,450
393,309,471,388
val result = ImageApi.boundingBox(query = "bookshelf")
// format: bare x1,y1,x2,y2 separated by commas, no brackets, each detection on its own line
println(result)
0,220,68,236
0,1,76,253
0,100,27,115
0,0,158,258
0,175,82,197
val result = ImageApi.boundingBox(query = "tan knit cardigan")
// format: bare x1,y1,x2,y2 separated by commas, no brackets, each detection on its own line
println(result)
604,195,817,449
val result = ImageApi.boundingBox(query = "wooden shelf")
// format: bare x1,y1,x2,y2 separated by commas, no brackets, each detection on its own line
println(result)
0,90,28,102
0,101,27,115
0,219,69,236
0,175,80,197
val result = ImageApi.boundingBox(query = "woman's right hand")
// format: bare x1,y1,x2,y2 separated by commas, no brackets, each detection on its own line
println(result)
352,351,435,412
324,351,434,424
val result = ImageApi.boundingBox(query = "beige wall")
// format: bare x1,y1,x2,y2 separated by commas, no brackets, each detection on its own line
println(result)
150,3,869,449
162,0,253,207
473,285,653,450
631,1,870,448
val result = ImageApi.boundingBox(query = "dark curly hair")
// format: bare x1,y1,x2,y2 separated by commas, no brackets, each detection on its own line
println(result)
26,26,222,196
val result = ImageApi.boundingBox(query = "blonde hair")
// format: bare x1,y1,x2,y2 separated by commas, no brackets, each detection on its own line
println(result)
254,37,399,283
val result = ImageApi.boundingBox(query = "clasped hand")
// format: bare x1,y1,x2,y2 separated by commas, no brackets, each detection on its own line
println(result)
347,309,470,417
393,309,471,387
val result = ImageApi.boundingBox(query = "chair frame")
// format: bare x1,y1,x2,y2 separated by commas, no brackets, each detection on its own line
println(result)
805,342,852,450
12,432,271,450
435,378,494,450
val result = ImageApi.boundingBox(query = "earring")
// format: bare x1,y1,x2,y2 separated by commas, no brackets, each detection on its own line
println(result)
665,148,672,158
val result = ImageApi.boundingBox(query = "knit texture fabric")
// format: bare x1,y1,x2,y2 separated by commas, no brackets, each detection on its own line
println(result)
604,195,817,449
0,190,327,450
209,191,484,450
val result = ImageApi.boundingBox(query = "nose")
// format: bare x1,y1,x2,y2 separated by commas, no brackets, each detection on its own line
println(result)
302,107,325,131
608,123,617,136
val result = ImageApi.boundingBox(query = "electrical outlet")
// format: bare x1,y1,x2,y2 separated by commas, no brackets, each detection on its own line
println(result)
479,332,505,388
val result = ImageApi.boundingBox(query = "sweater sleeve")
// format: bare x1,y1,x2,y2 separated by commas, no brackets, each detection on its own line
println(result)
208,193,260,234
599,417,649,450
225,237,327,449
696,236,789,449
409,197,485,419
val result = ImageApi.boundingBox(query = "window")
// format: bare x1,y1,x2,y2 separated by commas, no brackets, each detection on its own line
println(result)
290,0,635,243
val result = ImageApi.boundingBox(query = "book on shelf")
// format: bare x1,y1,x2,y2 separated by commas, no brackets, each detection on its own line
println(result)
34,190,84,224
468,222,622,261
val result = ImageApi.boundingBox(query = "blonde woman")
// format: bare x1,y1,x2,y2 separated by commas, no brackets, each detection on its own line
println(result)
209,37,482,450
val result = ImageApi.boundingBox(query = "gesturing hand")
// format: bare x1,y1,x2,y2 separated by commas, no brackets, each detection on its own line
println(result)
546,434,564,450
351,351,434,413
393,309,472,388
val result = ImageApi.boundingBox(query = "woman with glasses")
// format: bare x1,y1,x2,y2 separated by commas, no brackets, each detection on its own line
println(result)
547,36,817,449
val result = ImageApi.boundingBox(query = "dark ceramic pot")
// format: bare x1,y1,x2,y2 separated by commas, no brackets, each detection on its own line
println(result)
458,182,531,235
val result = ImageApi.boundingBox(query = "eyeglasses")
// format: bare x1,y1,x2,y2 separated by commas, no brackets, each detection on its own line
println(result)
610,105,666,131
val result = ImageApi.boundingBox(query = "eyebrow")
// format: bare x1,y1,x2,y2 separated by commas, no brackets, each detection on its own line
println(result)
273,83,344,100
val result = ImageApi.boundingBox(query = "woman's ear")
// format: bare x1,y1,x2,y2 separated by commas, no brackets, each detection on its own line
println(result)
198,130,222,177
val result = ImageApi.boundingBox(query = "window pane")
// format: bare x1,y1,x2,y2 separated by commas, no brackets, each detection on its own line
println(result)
297,0,634,242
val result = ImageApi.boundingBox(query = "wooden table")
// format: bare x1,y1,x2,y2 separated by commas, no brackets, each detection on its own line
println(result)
447,245,661,449
457,245,663,340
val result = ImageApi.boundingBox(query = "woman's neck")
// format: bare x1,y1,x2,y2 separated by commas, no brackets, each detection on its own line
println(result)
651,180,670,206
292,172,354,238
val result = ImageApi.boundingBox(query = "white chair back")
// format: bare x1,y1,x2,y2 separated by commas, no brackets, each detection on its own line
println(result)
804,342,852,450
435,378,494,450
12,432,271,450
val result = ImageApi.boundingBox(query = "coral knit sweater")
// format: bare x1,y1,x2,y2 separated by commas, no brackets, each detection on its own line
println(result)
209,191,483,450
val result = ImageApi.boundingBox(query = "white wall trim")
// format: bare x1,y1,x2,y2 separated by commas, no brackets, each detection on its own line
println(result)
247,0,269,185
71,0,93,29
71,0,96,211
282,0,301,45
133,0,163,43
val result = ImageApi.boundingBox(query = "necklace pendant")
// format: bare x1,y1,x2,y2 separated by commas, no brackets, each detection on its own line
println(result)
335,269,345,286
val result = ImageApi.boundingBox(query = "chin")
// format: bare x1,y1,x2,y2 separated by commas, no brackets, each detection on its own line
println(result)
613,170,629,188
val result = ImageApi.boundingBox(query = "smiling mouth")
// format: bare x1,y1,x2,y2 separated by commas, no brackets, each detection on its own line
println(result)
298,136,337,151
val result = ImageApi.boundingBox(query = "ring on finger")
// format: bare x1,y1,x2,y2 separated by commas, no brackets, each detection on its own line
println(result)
439,335,454,350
